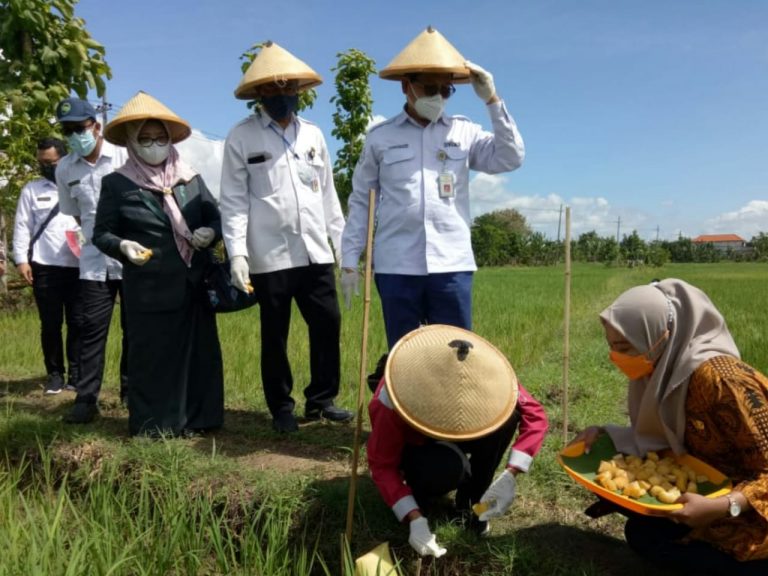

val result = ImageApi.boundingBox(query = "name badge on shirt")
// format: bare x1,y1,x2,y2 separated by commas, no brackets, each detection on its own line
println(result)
38,196,52,202
438,172,455,198
297,160,319,192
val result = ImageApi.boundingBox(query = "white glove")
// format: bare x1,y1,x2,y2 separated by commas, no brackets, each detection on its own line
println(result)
190,227,215,250
408,517,447,558
230,255,251,293
478,469,516,521
465,60,496,103
340,268,360,309
119,240,152,266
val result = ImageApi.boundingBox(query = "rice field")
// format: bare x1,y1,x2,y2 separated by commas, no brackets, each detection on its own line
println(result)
1,262,766,575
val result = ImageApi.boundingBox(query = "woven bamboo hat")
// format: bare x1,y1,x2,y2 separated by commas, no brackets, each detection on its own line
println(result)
385,325,519,441
379,26,470,83
104,91,191,146
234,40,322,100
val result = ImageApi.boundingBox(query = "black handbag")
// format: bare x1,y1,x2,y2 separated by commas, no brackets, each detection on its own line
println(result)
203,251,258,313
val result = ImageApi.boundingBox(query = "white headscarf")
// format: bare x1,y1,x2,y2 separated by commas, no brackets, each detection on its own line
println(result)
600,279,740,456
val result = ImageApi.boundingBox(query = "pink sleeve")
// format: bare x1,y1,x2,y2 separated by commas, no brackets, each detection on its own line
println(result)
508,383,549,469
366,394,416,509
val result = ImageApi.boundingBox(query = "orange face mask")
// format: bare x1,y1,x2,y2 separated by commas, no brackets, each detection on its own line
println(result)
609,331,669,380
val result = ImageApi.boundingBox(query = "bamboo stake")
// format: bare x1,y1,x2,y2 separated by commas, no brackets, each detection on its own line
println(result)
345,188,377,544
562,206,572,445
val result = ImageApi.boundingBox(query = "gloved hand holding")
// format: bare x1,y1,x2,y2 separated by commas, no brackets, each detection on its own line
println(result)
408,517,447,558
190,227,215,250
340,268,360,309
465,60,496,103
230,255,252,294
119,240,152,266
478,469,517,521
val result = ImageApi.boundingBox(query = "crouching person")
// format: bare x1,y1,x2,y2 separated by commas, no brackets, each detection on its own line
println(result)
366,324,548,557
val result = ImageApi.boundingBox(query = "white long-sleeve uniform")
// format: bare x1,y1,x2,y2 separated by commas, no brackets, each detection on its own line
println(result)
56,141,127,280
219,112,344,274
342,101,524,275
13,178,79,267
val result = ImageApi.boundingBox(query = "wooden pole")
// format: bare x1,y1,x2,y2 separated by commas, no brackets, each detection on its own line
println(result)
562,207,572,445
345,188,377,544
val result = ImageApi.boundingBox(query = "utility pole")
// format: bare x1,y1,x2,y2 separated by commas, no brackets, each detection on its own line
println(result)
656,225,660,242
616,216,621,243
95,95,112,126
557,204,563,242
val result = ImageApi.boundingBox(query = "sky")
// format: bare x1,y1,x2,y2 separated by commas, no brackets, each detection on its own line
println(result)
73,0,768,242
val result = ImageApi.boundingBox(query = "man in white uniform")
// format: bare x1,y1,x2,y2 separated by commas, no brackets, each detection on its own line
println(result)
13,138,82,394
55,98,128,423
341,27,525,349
220,41,353,433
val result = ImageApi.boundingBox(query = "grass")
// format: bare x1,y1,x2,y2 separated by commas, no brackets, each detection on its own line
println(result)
1,262,766,575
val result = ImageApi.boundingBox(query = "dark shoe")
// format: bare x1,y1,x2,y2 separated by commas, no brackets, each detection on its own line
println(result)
304,405,354,422
64,402,98,424
44,373,64,395
64,382,77,392
272,412,298,433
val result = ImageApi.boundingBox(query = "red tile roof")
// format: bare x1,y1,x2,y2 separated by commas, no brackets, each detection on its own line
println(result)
692,234,745,243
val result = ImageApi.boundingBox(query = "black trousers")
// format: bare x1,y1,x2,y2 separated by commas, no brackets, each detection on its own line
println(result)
31,263,82,382
401,410,521,509
250,264,341,417
625,514,768,576
75,279,128,404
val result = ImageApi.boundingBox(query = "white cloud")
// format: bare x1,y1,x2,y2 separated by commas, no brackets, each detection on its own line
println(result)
705,200,768,240
469,173,619,239
175,130,225,199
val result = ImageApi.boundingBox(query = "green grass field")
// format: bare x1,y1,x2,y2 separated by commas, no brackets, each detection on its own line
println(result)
1,262,766,575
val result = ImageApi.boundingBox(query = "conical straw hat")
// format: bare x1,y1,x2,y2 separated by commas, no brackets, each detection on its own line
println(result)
104,91,191,146
234,40,322,100
379,26,470,83
385,325,519,441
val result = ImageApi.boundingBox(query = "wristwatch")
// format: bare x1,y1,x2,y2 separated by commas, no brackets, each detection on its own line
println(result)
726,493,741,518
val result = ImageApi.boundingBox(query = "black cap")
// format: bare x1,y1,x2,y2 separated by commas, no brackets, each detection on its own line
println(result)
56,98,97,123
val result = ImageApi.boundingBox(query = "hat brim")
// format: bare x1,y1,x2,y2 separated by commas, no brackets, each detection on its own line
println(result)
234,75,322,100
105,114,191,146
379,65,471,84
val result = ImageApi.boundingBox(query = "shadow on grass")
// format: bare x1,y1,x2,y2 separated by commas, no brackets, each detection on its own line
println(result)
508,522,680,576
1,376,357,476
0,375,45,397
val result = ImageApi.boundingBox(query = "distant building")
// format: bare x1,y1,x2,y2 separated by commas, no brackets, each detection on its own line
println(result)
692,234,747,252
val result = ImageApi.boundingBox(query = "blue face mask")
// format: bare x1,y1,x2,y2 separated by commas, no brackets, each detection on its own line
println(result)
66,128,97,157
261,94,299,121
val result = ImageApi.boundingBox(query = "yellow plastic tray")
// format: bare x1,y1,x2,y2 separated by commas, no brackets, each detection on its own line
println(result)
558,434,731,516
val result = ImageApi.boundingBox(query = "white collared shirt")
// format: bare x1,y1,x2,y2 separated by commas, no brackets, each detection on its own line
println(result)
12,177,79,268
342,101,524,275
219,112,345,274
56,140,127,280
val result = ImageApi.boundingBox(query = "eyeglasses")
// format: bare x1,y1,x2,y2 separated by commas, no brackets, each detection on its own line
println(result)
136,135,170,147
61,122,94,136
412,81,456,99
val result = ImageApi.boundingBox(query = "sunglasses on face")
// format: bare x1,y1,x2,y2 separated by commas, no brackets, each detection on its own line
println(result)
61,122,95,136
412,81,456,99
136,135,170,147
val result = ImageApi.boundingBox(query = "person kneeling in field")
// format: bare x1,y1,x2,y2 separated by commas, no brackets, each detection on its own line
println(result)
367,324,548,557
571,278,768,575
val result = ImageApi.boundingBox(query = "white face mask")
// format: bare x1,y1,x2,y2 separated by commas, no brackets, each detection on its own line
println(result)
410,84,445,123
132,141,170,166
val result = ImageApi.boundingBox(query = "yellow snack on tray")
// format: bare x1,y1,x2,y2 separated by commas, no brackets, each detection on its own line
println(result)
594,451,701,504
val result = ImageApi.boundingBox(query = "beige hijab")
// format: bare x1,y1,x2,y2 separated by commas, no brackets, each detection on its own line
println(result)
600,279,739,456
